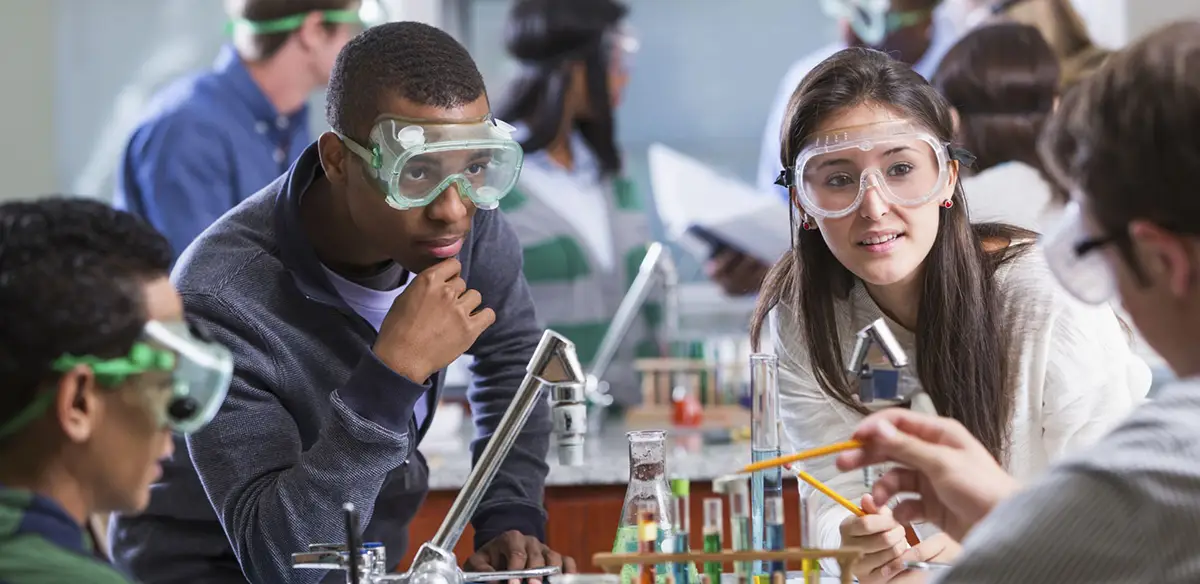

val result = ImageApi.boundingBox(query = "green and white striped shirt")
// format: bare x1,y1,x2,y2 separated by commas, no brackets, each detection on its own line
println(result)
500,139,660,405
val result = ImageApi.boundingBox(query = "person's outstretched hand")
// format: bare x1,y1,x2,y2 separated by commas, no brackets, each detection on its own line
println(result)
835,409,1021,540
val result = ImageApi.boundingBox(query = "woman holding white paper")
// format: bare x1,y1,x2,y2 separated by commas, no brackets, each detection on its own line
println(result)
749,47,1150,583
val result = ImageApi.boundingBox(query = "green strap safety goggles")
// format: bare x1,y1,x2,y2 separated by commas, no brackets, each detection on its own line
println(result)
225,9,362,36
0,321,233,440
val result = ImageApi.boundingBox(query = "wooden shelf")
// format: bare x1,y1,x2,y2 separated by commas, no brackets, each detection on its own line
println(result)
593,548,863,584
404,481,811,573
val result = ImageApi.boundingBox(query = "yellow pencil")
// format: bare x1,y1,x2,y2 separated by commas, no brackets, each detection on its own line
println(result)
739,440,863,474
796,470,865,517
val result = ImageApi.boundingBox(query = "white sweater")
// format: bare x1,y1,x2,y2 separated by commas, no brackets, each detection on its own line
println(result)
962,162,1063,234
769,246,1151,570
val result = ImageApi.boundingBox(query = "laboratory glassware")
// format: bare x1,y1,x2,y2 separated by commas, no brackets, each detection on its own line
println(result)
749,354,782,577
614,430,675,584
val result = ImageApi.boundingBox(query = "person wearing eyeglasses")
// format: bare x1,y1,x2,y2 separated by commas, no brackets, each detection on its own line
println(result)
113,0,362,261
0,199,233,584
491,0,659,405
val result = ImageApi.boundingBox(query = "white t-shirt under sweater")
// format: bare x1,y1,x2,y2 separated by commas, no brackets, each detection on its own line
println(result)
768,245,1151,572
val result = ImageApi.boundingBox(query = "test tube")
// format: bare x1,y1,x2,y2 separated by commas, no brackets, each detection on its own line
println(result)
726,477,753,584
797,483,818,584
702,498,723,584
637,503,658,584
670,479,691,584
749,354,782,579
763,494,785,577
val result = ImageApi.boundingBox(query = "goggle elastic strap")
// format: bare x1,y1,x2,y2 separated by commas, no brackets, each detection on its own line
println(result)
948,146,977,169
53,343,176,387
0,342,177,441
775,168,795,188
226,9,361,36
0,392,55,441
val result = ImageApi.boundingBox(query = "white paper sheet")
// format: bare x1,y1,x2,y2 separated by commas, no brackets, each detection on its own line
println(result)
648,143,793,265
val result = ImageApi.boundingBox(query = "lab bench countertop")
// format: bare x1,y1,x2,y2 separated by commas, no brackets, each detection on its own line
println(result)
419,422,758,491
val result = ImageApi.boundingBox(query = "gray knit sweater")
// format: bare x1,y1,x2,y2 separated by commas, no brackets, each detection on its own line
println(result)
109,144,550,584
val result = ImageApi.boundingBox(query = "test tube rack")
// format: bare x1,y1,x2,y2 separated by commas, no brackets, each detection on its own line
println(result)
591,548,863,584
626,357,752,430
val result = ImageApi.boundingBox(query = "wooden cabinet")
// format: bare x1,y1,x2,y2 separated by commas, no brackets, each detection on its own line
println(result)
401,480,803,573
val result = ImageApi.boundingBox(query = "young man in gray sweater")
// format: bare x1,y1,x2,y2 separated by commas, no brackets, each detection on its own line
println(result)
110,21,572,584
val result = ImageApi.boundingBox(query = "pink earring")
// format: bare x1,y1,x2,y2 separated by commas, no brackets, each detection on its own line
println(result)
942,199,954,209
801,215,817,231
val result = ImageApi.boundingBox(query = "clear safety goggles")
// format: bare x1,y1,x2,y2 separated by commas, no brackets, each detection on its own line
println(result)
786,120,951,219
819,0,936,46
0,319,234,440
341,116,524,211
606,23,640,75
1042,201,1118,305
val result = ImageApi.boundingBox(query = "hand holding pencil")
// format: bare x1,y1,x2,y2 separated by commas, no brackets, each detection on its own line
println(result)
834,408,1021,541
838,495,913,584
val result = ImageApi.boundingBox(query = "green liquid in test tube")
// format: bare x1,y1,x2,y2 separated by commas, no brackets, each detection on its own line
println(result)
713,474,752,584
671,479,699,584
702,497,723,584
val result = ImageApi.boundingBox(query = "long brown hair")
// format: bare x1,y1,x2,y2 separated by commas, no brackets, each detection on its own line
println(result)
750,48,1034,463
932,23,1059,177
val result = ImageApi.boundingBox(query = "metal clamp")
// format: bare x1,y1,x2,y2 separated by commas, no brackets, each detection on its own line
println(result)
463,567,561,582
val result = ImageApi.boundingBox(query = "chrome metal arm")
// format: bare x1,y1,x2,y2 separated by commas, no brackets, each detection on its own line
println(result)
431,329,584,551
292,330,582,584
585,241,680,404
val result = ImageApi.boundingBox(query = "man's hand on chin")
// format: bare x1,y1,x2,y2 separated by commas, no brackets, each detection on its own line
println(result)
465,530,577,584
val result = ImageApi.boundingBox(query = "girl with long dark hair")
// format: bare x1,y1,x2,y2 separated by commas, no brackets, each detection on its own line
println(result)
494,0,653,404
750,47,1149,582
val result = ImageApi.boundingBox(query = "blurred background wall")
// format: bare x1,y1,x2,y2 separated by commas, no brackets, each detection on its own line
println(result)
3,0,1199,204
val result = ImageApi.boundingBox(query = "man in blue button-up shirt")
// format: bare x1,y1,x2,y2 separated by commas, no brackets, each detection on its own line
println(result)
114,0,360,260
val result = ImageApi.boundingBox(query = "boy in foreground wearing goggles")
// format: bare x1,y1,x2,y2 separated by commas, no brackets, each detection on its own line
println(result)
0,199,233,584
835,21,1200,584
111,21,574,584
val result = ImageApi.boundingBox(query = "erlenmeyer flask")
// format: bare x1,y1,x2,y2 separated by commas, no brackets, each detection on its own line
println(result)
613,430,674,584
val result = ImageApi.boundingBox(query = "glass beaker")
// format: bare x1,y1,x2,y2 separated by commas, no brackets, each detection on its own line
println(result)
613,430,675,584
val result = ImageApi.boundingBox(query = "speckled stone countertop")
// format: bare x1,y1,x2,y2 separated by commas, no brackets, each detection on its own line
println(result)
419,421,766,491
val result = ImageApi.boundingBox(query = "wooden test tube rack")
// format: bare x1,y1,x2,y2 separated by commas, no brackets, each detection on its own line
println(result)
592,548,864,584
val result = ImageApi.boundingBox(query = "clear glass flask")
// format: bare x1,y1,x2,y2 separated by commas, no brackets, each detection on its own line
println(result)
613,430,675,584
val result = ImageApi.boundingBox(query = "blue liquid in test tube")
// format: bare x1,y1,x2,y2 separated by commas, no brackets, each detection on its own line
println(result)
749,353,782,577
